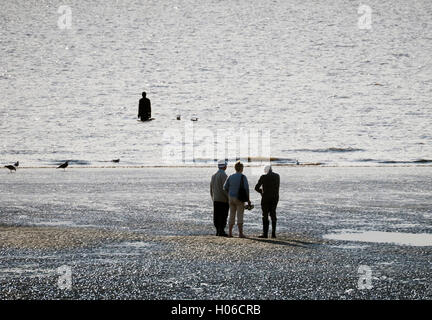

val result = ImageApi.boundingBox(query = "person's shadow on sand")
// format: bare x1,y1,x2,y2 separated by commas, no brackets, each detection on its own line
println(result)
246,236,318,248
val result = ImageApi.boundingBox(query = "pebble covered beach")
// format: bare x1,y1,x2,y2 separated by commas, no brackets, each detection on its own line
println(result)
1,166,431,299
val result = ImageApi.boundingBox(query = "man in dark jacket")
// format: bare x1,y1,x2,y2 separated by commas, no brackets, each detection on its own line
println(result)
255,165,280,238
210,160,229,236
138,92,151,121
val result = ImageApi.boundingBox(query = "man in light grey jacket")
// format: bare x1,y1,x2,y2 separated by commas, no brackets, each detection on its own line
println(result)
210,160,229,236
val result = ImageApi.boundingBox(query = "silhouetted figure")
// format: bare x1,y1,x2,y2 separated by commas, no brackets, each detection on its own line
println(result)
57,161,69,171
5,165,16,173
255,165,280,238
112,159,120,163
14,161,19,167
138,92,151,121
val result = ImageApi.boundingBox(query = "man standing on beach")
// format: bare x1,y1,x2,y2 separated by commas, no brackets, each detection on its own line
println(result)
255,165,280,238
210,160,229,236
223,161,251,238
138,91,151,121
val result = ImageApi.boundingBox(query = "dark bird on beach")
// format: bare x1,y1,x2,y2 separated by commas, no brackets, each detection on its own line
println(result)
14,161,19,167
5,165,16,173
112,159,120,163
57,161,69,171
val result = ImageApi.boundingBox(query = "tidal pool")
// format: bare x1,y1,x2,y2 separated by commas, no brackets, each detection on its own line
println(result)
324,230,432,246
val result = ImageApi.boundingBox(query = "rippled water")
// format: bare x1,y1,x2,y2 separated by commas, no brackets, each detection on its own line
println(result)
1,0,431,167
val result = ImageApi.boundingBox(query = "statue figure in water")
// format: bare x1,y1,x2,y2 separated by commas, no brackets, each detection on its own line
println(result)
138,92,151,121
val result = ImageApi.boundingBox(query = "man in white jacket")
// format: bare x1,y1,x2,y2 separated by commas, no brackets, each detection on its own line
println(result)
210,160,229,236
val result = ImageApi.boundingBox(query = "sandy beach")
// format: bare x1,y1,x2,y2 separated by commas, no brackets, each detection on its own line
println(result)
0,166,431,299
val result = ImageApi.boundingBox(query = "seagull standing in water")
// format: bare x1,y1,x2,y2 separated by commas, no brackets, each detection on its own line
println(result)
57,161,69,171
4,165,16,173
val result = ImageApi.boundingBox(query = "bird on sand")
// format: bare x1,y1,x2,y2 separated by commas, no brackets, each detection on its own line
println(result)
4,165,16,173
14,161,19,167
57,161,69,171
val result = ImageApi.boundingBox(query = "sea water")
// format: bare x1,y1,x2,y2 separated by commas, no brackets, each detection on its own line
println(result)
1,0,431,167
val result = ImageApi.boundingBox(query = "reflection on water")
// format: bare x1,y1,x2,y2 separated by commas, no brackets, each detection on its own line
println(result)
1,1,432,166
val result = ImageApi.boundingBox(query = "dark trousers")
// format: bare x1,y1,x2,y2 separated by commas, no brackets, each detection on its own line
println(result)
261,198,278,236
213,201,229,235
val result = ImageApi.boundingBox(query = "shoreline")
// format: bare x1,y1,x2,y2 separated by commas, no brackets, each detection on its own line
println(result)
3,163,432,169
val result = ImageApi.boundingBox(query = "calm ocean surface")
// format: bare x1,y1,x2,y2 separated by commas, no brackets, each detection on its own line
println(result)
1,0,431,167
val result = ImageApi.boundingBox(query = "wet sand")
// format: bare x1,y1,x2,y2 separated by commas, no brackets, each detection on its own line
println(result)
0,167,431,299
